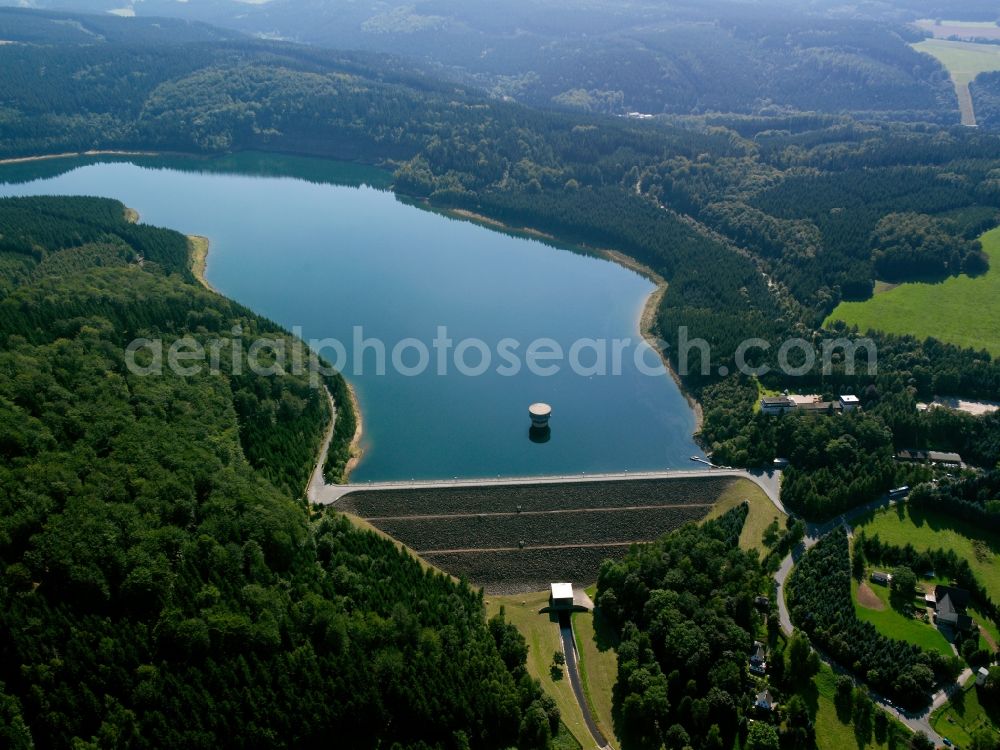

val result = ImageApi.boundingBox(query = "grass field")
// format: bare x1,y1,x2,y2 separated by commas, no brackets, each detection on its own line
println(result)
914,39,1000,86
855,503,1000,600
572,607,619,747
932,679,999,748
807,663,897,750
827,227,1000,355
851,576,954,657
913,39,1000,125
703,477,784,554
485,591,592,749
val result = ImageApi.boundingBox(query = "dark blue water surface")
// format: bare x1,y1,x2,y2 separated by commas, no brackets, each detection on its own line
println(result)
0,153,705,481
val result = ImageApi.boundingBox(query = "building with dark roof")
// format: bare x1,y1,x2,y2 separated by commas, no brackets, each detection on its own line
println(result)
935,585,974,631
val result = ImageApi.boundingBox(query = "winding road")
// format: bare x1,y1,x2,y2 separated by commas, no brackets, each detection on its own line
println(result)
310,465,785,508
773,494,969,746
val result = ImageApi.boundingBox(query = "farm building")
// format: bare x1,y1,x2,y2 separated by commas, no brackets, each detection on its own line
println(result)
550,582,574,609
896,449,963,467
760,396,795,415
934,585,974,631
928,451,963,467
870,571,892,586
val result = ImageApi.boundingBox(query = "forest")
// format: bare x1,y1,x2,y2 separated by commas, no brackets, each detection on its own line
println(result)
0,196,557,748
594,504,771,750
0,2,964,122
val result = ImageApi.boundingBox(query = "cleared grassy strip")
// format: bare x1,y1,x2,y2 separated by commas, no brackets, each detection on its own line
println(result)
703,477,783,554
851,577,953,657
856,503,1000,600
572,610,619,748
485,591,590,748
424,545,632,595
340,476,738,517
913,38,1000,125
826,227,1000,355
376,505,709,553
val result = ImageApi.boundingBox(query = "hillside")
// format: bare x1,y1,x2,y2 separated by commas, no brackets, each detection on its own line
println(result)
0,2,961,122
0,196,554,748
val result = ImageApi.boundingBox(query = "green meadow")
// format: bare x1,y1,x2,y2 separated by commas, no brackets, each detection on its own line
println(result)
914,39,1000,86
851,577,953,657
827,228,1000,355
856,503,1000,602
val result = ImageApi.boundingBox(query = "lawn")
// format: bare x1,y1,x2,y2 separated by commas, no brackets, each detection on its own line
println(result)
855,503,1000,600
826,227,1000,355
851,576,954,657
807,662,898,750
932,679,999,748
704,477,785,554
572,607,619,748
485,591,591,748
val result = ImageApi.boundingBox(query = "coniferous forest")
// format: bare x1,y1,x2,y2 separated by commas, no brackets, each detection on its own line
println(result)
0,196,552,748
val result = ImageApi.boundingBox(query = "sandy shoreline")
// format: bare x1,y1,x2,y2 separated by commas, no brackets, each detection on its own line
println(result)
341,381,365,483
0,149,160,166
187,235,216,292
443,207,705,435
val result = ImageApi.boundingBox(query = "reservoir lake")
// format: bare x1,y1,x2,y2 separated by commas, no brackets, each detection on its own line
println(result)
0,153,705,481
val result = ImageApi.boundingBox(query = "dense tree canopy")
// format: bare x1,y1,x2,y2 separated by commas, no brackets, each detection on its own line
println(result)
595,505,770,749
0,197,552,748
788,530,961,709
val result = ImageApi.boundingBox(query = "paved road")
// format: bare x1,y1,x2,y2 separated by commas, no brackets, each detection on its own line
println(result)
559,612,611,750
311,467,784,507
305,386,338,503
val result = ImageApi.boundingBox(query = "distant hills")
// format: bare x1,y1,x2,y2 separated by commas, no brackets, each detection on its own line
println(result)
0,0,985,122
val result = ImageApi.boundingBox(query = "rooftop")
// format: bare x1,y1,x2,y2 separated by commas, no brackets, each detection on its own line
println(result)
550,582,573,600
529,403,552,417
928,451,962,464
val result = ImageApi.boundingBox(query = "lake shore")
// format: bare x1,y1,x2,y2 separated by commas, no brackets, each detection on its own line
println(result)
187,235,215,292
341,380,365,483
188,229,367,486
442,206,704,435
0,149,160,166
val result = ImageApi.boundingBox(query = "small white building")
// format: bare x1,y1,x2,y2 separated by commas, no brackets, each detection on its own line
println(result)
840,395,861,412
978,667,991,686
550,582,574,609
